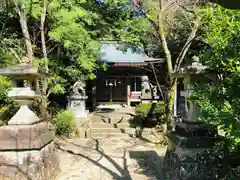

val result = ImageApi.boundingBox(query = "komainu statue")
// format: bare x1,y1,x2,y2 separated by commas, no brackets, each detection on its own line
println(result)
71,80,86,96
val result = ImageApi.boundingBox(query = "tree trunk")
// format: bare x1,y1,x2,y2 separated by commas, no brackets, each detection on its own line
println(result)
40,0,49,120
133,0,200,132
14,2,34,63
40,0,48,94
164,78,177,132
158,9,175,131
41,0,48,69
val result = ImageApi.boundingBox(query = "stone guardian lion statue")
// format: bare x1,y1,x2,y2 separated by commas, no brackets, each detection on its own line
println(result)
71,80,86,96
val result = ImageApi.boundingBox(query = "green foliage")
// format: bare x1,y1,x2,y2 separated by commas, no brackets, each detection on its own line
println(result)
195,6,240,148
0,0,141,113
53,110,76,137
0,76,19,125
135,101,165,118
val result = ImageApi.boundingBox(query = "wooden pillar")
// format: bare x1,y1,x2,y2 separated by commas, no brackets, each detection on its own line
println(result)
126,77,131,106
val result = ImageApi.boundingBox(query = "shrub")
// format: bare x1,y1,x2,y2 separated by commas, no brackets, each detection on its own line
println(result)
53,110,76,137
0,75,19,126
135,101,165,128
135,101,165,118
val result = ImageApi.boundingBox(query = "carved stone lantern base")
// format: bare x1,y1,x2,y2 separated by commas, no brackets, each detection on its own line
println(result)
0,116,60,179
163,120,224,180
0,142,59,180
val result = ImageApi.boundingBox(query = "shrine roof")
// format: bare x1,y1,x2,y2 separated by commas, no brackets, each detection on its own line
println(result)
98,42,160,64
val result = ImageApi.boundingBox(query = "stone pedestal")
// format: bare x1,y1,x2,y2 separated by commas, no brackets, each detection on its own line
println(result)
164,120,222,180
0,109,59,180
67,95,88,120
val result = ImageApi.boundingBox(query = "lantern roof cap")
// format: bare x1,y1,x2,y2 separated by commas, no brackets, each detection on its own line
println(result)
0,61,48,77
172,56,208,77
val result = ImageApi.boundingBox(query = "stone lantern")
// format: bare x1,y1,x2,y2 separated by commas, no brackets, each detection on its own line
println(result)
174,56,207,121
163,56,222,180
0,60,59,180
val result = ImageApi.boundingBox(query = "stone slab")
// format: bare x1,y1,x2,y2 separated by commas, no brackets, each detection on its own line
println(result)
175,122,217,137
0,122,49,141
0,141,59,180
0,130,54,150
0,153,59,180
0,141,54,165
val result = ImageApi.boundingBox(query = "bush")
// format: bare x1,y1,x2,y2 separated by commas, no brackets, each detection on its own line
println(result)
134,101,165,128
53,110,76,137
0,75,19,126
135,101,165,118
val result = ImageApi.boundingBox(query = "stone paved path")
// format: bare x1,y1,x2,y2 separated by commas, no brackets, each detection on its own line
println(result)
55,134,166,180
55,107,166,180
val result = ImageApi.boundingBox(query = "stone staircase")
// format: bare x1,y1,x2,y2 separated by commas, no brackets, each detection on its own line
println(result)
90,108,152,138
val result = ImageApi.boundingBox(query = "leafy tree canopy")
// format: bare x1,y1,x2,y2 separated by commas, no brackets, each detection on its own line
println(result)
0,0,143,94
195,5,240,147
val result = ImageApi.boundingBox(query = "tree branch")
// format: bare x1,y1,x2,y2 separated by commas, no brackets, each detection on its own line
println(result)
47,43,61,54
157,1,174,81
174,18,200,72
1,41,21,62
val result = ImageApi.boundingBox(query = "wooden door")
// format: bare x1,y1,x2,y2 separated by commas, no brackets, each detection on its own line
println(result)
112,77,127,101
96,77,127,102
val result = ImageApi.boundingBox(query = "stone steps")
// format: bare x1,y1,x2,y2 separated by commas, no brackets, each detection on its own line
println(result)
91,119,132,124
91,112,134,124
91,127,154,138
91,127,135,134
91,133,133,138
90,107,139,138
91,122,131,129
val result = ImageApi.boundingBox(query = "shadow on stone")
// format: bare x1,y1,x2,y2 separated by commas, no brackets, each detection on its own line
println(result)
56,138,132,180
128,150,164,180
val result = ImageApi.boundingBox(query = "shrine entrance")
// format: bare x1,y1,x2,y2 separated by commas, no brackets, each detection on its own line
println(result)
96,76,127,103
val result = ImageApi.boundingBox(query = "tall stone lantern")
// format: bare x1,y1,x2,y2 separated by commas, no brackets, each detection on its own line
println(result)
174,56,207,121
163,56,222,180
0,61,59,180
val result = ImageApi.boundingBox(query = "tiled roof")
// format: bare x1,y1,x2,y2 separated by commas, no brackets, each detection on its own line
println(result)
98,43,153,63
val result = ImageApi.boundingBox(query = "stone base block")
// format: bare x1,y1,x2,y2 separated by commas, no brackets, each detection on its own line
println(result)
175,121,217,137
164,134,225,180
0,122,54,150
0,141,60,180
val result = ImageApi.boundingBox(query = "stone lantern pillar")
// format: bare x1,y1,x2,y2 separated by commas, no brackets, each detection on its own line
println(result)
0,61,59,180
163,56,222,180
176,56,207,121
